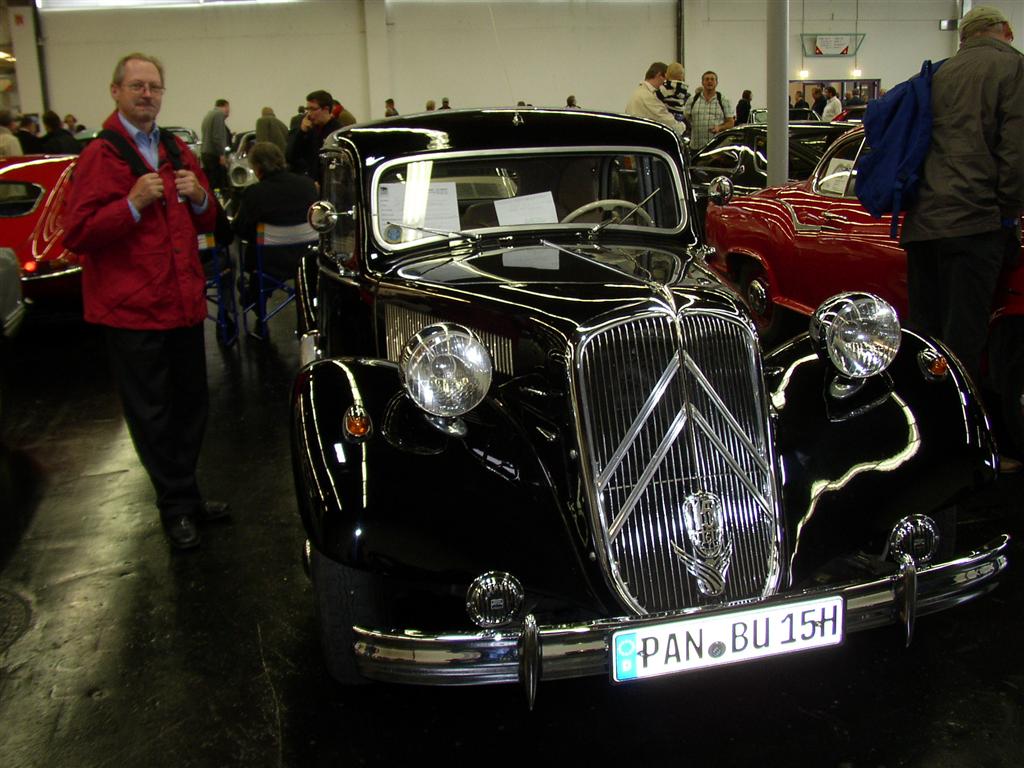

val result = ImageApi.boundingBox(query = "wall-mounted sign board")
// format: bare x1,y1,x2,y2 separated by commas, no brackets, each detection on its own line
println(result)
800,33,866,57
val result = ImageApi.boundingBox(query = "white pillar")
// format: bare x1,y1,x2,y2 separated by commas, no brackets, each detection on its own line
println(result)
7,5,44,115
766,0,789,187
363,0,392,121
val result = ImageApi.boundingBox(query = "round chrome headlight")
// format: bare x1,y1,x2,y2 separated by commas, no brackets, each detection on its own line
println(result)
400,323,492,417
810,293,901,378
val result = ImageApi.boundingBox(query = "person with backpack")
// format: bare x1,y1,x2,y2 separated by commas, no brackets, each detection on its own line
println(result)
900,5,1023,397
62,52,228,550
686,70,735,150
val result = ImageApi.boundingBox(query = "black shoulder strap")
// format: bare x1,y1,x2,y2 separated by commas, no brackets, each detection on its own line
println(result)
159,131,183,171
98,128,183,175
98,129,149,177
691,92,727,119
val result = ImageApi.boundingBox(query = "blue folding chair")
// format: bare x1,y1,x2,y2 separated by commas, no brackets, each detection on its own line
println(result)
198,232,239,347
240,221,318,340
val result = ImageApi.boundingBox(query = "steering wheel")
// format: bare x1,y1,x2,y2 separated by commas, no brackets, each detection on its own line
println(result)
560,198,655,225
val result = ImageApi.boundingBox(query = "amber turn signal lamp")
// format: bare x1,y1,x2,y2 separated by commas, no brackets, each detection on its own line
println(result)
23,260,37,273
343,405,371,440
927,356,948,377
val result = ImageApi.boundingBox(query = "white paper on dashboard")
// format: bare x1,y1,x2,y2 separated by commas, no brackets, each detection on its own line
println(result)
494,191,558,226
378,181,461,233
501,247,560,270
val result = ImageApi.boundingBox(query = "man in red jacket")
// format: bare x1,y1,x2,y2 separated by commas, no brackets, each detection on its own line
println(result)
63,52,226,550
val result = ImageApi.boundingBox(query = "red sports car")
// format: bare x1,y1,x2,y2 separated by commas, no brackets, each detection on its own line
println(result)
0,155,81,302
705,125,1024,451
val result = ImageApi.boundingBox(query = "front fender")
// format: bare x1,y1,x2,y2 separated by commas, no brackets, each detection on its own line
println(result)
766,329,998,583
290,357,599,612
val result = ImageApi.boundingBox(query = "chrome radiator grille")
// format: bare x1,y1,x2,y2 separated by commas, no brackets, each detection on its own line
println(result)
576,310,781,614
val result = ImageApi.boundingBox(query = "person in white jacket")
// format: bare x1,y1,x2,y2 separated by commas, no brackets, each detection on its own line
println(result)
821,86,843,121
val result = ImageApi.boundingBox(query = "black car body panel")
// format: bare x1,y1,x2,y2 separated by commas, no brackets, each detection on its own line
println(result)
690,122,854,219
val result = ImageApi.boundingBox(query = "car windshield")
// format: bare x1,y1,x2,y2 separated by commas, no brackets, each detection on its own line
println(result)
373,150,683,248
0,182,44,217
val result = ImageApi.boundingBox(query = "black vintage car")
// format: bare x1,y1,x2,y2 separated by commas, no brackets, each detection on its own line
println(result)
689,122,851,220
291,108,1008,705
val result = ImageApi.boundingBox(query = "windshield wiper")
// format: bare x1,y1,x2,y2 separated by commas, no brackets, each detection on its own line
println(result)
385,221,480,242
588,187,661,239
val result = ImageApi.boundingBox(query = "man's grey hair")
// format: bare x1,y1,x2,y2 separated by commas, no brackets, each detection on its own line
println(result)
0,109,15,128
249,141,286,176
112,52,165,86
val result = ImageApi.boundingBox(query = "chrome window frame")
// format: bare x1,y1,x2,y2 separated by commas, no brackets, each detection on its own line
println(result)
367,146,689,255
811,135,867,199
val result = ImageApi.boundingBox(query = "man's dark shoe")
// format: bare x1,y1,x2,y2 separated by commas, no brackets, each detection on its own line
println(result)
198,500,231,522
164,515,200,550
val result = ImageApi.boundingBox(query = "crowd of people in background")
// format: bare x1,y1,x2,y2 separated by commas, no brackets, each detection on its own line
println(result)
0,74,888,165
0,108,89,157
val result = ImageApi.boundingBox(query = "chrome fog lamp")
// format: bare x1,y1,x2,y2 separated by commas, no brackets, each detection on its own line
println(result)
400,323,492,417
466,571,524,628
810,292,900,379
887,514,940,565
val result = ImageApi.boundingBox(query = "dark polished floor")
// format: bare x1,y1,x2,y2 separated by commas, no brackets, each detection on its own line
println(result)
1,306,1022,768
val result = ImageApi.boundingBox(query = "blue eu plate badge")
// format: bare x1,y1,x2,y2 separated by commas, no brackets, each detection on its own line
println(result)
613,632,639,681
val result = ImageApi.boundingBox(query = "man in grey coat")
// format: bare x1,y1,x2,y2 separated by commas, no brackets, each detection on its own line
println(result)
255,106,288,154
200,98,231,191
901,6,1023,392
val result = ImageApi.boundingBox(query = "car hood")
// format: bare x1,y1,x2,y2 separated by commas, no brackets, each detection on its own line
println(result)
391,240,722,291
376,240,748,369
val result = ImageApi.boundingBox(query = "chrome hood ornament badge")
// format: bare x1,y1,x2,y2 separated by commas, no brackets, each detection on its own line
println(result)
672,491,732,597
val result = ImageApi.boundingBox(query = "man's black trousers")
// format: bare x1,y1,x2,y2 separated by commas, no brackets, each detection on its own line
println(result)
905,230,1006,385
105,323,208,519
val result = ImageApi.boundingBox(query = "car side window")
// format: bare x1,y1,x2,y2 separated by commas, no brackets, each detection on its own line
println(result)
693,135,747,171
815,137,864,197
0,182,44,217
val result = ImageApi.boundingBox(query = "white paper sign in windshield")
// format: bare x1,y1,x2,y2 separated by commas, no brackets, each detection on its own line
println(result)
494,191,558,226
378,181,460,241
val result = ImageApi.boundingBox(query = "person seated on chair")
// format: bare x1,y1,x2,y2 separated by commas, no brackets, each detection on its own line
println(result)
233,141,318,303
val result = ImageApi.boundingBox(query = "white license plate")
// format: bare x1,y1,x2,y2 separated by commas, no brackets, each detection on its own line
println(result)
611,595,844,683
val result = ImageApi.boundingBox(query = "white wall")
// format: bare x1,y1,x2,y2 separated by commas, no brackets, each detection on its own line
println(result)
681,0,1004,109
23,0,1024,134
38,0,370,132
384,1,676,113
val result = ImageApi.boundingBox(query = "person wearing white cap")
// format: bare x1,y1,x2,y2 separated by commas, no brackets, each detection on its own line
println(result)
901,5,1024,469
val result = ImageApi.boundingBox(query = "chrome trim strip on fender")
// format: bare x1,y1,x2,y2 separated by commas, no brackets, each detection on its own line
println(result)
350,536,1009,686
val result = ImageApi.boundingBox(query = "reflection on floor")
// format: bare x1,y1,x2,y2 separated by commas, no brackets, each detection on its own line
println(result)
0,308,1021,768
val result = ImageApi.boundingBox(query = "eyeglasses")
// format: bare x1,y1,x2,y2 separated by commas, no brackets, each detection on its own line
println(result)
123,82,165,95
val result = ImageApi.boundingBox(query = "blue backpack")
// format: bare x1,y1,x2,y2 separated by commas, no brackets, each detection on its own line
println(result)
855,58,946,239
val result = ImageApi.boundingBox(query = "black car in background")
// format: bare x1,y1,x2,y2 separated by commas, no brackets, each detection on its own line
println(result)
291,107,1008,705
690,122,853,220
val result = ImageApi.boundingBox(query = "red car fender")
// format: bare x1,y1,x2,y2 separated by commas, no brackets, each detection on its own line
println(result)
705,192,791,304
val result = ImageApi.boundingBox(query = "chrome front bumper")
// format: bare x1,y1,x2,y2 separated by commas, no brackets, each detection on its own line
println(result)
352,536,1009,690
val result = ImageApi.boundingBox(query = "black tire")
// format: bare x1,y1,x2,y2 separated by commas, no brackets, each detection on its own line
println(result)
1001,354,1024,458
310,547,388,685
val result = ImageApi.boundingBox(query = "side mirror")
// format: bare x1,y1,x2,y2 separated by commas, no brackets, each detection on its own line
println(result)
708,176,734,206
308,201,338,232
308,201,355,233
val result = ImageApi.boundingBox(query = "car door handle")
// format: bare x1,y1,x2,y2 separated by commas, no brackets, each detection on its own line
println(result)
821,211,848,222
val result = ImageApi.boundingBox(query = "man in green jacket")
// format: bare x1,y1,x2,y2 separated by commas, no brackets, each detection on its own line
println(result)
901,6,1023,389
